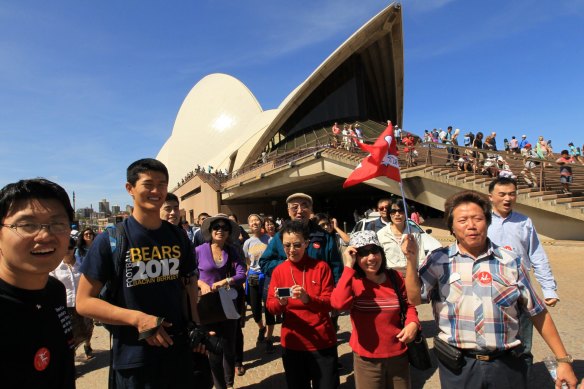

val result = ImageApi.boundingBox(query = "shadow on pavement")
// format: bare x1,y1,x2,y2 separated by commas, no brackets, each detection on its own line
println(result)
75,349,110,377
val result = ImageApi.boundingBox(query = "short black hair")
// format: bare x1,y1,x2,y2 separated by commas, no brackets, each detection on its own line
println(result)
127,158,169,186
444,190,491,234
279,220,309,240
0,178,74,222
0,178,75,223
313,213,330,224
165,193,179,203
488,177,517,193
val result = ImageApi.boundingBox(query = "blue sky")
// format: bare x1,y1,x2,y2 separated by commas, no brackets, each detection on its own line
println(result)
1,0,583,211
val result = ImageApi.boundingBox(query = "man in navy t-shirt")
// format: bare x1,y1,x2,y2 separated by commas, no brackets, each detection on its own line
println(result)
77,158,199,388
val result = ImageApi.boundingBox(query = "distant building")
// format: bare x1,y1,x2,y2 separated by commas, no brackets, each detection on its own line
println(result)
125,204,133,214
99,199,110,216
76,207,93,219
111,205,121,215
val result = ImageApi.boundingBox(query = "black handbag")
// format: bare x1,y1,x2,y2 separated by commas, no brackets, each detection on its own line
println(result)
388,270,433,370
197,291,228,325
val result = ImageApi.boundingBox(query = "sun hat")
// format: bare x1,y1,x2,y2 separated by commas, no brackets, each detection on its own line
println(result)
349,230,382,248
201,213,240,243
286,193,313,205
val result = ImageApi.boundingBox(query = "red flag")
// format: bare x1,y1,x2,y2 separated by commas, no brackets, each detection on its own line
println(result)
343,122,401,188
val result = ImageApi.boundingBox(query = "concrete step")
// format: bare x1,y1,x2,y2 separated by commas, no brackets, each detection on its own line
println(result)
556,196,584,204
541,194,571,201
569,201,584,208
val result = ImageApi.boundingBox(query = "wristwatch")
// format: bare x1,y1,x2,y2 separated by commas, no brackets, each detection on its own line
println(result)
555,354,573,363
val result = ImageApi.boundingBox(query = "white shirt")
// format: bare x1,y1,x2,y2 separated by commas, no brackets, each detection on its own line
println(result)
50,260,82,308
377,224,424,271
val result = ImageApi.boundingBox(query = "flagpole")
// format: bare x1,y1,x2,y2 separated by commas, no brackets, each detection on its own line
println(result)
397,177,412,235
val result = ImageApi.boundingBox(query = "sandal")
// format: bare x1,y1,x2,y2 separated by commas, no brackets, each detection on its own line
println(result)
236,365,246,376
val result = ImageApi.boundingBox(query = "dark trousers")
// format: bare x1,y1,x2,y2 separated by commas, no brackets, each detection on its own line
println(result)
282,347,339,389
353,352,410,389
438,352,527,389
113,340,195,389
206,319,238,389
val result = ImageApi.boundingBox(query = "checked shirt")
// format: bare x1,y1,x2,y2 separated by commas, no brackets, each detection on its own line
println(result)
418,241,545,351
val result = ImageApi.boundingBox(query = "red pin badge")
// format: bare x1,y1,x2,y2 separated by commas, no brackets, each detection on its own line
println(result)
476,271,492,286
34,347,50,371
312,242,321,249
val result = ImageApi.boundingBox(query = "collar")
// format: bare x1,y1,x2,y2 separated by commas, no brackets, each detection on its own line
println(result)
492,210,513,221
448,239,501,262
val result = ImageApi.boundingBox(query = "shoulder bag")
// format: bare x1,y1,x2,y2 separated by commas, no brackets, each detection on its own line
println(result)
387,270,433,370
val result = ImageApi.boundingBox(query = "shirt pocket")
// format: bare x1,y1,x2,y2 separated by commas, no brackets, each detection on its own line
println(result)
491,276,520,308
444,279,464,304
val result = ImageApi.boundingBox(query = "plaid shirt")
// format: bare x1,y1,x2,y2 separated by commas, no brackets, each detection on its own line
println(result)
419,241,545,351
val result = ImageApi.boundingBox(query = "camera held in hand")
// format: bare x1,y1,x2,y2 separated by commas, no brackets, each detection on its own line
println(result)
186,323,224,355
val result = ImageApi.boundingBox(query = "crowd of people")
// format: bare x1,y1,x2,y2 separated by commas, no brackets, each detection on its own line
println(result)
0,158,581,389
419,127,580,193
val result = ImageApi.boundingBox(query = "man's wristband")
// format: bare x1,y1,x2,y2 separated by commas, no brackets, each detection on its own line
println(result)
556,354,573,364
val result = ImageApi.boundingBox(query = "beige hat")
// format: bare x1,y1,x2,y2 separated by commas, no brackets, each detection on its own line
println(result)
201,213,240,243
286,193,313,205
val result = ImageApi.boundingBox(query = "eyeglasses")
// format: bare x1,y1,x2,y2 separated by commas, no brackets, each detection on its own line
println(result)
211,224,230,232
84,232,94,237
378,206,389,211
318,223,330,229
1,222,71,238
356,245,381,257
288,203,310,213
389,209,405,215
283,242,304,249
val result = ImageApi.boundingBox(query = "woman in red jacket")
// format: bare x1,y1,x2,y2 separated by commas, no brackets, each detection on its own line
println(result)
331,230,420,389
266,221,339,388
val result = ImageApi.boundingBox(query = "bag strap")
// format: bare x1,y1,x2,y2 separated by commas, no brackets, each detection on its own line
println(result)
387,269,407,328
105,222,128,305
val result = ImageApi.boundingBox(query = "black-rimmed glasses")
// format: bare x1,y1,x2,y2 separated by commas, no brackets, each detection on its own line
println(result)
1,222,71,237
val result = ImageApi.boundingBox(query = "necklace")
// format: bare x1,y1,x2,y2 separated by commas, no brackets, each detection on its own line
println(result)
290,263,305,288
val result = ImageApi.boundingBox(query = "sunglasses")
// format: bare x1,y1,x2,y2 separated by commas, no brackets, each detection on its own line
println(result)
389,209,405,215
211,224,230,232
283,242,304,249
356,245,381,257
378,206,389,211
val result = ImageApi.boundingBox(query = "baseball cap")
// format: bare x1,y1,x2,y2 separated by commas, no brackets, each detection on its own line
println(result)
522,134,526,138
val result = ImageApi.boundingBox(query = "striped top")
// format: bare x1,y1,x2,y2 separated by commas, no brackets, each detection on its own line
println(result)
331,267,420,358
419,241,545,351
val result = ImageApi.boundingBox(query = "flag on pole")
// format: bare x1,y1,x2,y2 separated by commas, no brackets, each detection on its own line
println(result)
343,121,401,188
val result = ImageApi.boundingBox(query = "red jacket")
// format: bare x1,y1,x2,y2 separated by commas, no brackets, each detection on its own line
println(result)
266,254,336,351
331,266,420,358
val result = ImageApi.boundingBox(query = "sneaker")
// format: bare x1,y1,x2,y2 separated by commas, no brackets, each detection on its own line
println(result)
265,338,275,354
256,327,267,344
235,364,246,376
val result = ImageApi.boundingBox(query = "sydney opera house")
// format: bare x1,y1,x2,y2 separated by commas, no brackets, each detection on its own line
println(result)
156,3,584,239
157,3,404,223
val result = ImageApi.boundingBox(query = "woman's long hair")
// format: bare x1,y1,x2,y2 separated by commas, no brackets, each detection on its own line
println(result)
76,227,95,255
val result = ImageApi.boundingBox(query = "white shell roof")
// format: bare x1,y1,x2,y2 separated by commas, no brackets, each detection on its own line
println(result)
157,73,267,183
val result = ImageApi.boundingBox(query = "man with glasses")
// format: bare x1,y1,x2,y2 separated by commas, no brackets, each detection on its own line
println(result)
77,158,200,388
260,193,343,284
0,178,76,388
365,198,392,232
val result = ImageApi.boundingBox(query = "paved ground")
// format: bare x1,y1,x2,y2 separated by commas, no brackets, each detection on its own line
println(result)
76,222,584,388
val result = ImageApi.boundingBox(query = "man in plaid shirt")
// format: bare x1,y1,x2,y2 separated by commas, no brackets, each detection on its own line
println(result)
403,190,577,388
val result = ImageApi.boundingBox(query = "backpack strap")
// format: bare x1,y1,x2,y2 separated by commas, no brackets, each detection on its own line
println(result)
102,222,128,309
